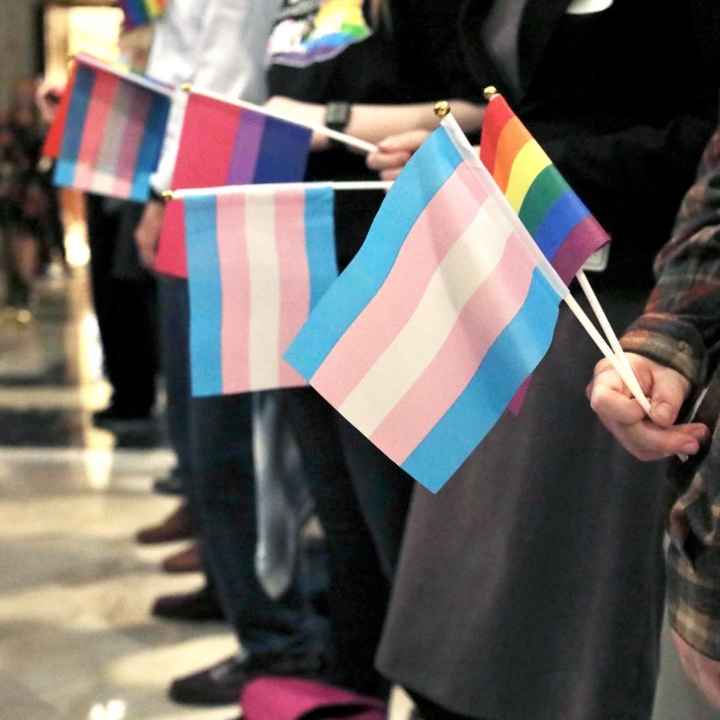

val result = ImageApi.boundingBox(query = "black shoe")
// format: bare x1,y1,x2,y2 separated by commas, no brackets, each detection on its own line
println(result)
151,586,223,622
168,650,327,706
92,404,152,427
152,467,185,495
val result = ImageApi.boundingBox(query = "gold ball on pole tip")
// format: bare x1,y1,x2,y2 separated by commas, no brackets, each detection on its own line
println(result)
161,191,173,202
180,83,193,93
434,101,451,119
483,85,499,101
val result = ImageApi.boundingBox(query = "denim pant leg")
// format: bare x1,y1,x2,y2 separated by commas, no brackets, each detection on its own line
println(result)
284,387,389,696
157,275,192,479
190,390,324,659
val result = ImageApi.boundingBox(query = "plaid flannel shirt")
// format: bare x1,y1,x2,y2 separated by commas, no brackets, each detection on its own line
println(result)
621,126,720,660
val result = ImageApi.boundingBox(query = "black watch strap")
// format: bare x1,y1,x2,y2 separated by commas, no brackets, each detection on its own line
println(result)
324,101,352,133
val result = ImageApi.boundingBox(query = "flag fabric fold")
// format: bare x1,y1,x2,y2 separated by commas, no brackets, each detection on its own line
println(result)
480,94,610,284
49,55,171,202
186,184,338,397
286,118,567,492
154,92,313,278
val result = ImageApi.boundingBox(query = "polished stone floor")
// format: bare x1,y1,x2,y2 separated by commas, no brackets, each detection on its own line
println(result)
0,267,715,720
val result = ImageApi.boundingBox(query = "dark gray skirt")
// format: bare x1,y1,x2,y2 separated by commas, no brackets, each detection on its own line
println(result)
377,284,669,720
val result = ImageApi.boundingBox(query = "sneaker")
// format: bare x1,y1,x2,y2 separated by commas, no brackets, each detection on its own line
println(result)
168,651,327,706
152,585,224,622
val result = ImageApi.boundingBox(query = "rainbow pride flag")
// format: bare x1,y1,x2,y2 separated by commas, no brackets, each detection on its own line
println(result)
50,55,171,202
185,184,337,396
480,94,609,283
119,0,166,30
154,91,313,278
268,0,372,67
286,118,568,493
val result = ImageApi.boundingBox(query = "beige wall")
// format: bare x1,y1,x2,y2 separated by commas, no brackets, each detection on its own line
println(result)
0,0,38,111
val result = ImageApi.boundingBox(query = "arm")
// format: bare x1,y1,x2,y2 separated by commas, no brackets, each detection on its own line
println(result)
588,126,720,700
264,96,484,152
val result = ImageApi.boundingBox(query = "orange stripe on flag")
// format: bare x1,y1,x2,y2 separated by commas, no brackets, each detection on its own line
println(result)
479,95,513,175
492,116,533,193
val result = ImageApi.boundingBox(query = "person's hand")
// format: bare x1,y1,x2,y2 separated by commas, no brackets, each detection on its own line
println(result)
264,96,328,151
366,129,430,181
587,353,709,460
35,80,63,126
672,629,720,708
135,199,165,268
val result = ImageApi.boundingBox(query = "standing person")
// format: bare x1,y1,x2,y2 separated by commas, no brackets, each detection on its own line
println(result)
366,2,720,719
263,0,484,701
134,0,331,707
587,123,720,713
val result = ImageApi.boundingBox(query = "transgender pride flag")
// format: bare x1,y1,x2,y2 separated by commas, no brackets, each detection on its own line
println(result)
480,93,609,283
185,184,337,396
50,55,171,202
154,91,312,278
286,117,569,493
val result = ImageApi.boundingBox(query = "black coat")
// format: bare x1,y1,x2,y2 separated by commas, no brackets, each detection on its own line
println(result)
376,3,720,719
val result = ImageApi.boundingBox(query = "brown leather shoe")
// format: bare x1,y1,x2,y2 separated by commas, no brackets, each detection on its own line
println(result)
136,502,193,544
162,542,202,573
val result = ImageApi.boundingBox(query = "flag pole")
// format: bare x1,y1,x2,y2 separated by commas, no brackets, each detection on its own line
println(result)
73,53,173,97
166,180,392,200
575,269,651,411
181,85,378,155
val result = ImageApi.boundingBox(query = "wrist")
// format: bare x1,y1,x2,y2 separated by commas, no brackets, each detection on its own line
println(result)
323,101,352,148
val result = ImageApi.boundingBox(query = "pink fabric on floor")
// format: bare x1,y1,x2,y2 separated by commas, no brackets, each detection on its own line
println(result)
241,677,386,720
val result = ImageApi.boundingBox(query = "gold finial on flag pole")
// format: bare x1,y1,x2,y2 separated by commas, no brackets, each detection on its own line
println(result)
180,83,193,93
434,101,451,119
162,190,174,201
483,86,499,101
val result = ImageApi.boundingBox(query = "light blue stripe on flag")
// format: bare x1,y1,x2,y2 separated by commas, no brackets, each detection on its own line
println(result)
185,196,223,397
533,191,590,261
402,268,562,493
304,187,338,309
285,126,463,380
54,64,95,188
130,90,170,201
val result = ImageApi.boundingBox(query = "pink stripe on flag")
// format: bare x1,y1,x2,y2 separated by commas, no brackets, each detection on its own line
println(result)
172,94,242,188
275,190,310,387
311,162,488,405
154,199,187,278
217,194,251,394
371,233,536,464
113,86,151,195
74,71,119,188
552,215,609,284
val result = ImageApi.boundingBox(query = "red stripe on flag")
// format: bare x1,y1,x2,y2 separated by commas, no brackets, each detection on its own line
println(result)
479,95,514,176
42,64,79,159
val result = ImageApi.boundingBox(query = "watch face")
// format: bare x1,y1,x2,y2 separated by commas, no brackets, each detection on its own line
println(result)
326,102,350,128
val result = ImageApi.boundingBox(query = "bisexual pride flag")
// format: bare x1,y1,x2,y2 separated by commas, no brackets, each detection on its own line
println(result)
154,91,312,278
286,117,569,493
268,0,372,68
119,0,167,30
50,54,171,202
480,93,609,283
185,184,337,396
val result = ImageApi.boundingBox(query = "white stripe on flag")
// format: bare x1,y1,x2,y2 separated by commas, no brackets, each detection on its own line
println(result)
339,199,515,436
247,193,281,389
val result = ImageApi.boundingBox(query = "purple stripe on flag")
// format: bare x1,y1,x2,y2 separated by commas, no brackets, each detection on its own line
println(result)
227,109,265,185
552,215,609,284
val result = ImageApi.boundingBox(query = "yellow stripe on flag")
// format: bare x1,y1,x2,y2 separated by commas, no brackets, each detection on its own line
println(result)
505,141,551,212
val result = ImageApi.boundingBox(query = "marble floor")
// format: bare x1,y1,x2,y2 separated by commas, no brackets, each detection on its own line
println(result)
0,267,716,720
0,269,415,720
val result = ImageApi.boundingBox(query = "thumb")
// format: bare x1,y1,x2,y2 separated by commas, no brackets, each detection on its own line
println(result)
649,368,689,427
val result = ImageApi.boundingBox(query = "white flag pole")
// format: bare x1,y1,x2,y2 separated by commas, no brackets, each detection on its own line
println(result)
168,180,392,200
183,85,378,155
575,270,651,412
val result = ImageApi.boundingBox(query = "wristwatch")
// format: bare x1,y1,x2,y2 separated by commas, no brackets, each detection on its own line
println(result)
324,101,352,134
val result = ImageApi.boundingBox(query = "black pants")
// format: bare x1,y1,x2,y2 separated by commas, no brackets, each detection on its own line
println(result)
284,387,414,696
409,692,484,720
86,195,157,413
